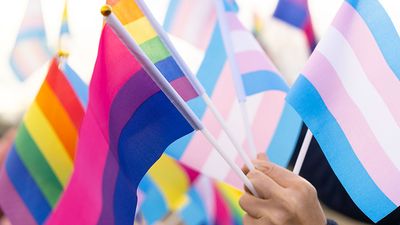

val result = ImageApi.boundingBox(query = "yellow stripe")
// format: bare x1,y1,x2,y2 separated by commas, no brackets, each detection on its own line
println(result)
148,155,189,210
24,102,73,186
125,17,157,45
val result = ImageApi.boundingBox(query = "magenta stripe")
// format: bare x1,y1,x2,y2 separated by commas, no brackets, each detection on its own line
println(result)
236,51,278,75
305,52,400,204
0,169,36,225
171,76,198,101
332,2,400,126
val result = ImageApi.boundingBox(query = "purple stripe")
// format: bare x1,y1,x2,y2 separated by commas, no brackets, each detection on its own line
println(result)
0,168,36,225
304,51,400,204
331,2,400,126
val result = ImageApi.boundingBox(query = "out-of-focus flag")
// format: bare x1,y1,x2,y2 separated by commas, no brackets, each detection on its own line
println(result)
0,58,87,225
9,0,52,81
163,0,216,50
165,1,302,188
45,24,195,225
287,0,400,222
58,1,70,51
273,0,317,51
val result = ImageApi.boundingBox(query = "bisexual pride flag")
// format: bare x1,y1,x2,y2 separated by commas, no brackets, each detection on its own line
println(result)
45,24,195,225
287,0,400,222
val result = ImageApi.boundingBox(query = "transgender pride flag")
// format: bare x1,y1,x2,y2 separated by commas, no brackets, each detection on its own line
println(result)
287,0,400,222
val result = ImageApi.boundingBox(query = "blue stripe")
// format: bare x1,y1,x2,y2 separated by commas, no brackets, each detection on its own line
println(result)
346,0,400,80
286,75,396,222
5,145,52,224
60,22,69,35
140,188,169,224
16,29,47,41
266,103,302,167
163,0,181,32
179,189,207,225
113,91,194,224
273,0,308,28
63,64,88,107
165,24,227,159
155,56,185,82
242,70,289,96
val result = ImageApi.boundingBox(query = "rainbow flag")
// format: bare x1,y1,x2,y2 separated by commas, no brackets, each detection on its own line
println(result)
0,58,87,225
45,24,196,225
10,0,52,81
163,0,217,50
106,0,199,102
286,0,400,222
164,3,301,188
273,0,317,51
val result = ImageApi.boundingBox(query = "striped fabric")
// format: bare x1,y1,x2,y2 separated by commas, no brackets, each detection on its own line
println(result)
10,0,52,81
0,58,87,225
58,1,70,50
273,0,317,50
165,5,302,188
286,0,400,222
106,0,198,102
163,0,216,50
46,24,195,225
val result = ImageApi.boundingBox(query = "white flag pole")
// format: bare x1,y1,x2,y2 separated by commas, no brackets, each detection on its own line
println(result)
101,5,259,197
135,0,255,171
293,129,313,175
214,0,258,158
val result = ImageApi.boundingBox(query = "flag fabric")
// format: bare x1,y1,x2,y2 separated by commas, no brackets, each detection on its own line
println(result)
286,0,400,222
0,58,87,225
45,24,196,225
10,0,52,81
58,1,70,50
106,0,199,102
273,0,317,50
163,0,216,50
164,3,302,188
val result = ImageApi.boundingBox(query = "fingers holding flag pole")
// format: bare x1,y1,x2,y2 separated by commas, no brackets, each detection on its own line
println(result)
100,5,259,197
135,0,255,172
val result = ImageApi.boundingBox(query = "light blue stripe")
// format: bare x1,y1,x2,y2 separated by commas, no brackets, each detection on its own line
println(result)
346,0,400,80
163,0,181,32
266,103,302,167
165,24,227,159
60,22,69,35
63,64,88,107
287,75,396,222
16,29,47,41
179,189,207,225
242,70,289,96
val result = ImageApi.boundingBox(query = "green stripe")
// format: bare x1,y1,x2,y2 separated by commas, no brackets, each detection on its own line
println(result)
140,36,170,64
15,124,64,208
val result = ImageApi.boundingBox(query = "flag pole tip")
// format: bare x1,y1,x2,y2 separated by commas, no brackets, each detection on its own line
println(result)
101,5,112,17
57,50,69,58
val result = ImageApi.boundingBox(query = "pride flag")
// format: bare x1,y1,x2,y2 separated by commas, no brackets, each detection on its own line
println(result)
164,2,301,188
0,58,87,225
45,24,195,225
10,0,52,81
58,1,70,50
163,0,216,50
106,0,199,102
287,0,400,222
273,0,317,51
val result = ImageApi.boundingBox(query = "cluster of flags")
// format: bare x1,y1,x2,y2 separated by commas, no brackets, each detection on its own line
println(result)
0,0,399,224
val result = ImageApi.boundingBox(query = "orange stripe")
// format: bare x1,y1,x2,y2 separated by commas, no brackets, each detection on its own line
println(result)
36,82,78,160
45,60,84,131
110,0,144,25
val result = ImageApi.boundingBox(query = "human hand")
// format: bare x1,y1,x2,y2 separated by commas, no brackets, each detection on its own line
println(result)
239,154,326,225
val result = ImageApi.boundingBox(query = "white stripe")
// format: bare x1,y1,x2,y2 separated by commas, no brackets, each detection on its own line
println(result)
317,26,400,168
201,93,264,181
230,30,262,53
380,0,400,37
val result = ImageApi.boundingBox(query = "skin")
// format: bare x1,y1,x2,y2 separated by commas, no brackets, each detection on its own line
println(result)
240,154,326,225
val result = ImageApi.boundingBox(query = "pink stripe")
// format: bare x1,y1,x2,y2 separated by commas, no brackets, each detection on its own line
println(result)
170,0,193,40
305,52,400,204
197,13,217,50
181,63,235,169
226,12,244,31
171,76,198,101
46,25,144,224
251,92,286,155
332,2,400,127
236,51,279,75
0,169,36,225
